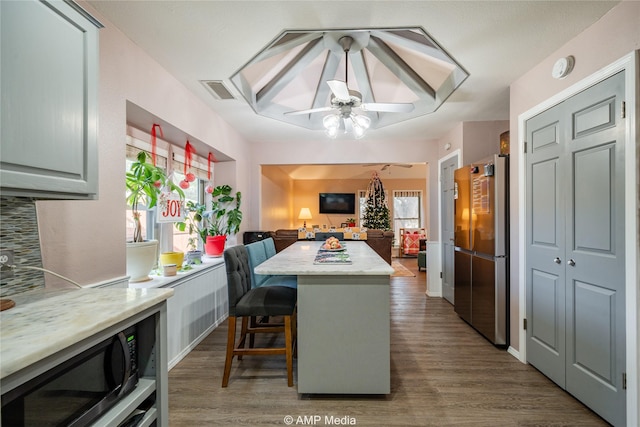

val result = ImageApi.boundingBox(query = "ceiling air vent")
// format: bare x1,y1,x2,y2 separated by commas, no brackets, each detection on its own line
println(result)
201,80,235,100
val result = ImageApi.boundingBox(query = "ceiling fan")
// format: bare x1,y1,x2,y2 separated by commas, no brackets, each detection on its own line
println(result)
362,163,413,171
284,36,415,120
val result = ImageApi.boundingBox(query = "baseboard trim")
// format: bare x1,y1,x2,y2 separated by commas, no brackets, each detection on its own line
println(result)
168,313,228,370
507,345,523,363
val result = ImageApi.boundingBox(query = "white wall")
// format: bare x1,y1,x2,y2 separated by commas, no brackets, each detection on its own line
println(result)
36,2,252,287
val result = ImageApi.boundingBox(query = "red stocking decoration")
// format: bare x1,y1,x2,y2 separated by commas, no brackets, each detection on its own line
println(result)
205,152,217,193
150,124,162,167
180,140,195,189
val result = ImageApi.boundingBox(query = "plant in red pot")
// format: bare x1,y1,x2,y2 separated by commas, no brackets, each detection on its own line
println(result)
177,185,242,257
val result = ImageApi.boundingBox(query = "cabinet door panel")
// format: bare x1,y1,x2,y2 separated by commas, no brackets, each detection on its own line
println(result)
1,0,98,198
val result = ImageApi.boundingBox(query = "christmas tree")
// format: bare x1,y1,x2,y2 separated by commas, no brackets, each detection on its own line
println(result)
362,171,391,230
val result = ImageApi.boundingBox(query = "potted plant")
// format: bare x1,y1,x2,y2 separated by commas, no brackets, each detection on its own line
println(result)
346,217,357,227
176,185,242,257
175,200,205,264
126,151,184,282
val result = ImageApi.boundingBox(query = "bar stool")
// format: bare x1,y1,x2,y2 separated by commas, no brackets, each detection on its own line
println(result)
222,245,297,387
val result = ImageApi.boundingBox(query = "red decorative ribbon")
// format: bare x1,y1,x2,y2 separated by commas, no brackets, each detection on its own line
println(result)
184,141,194,175
150,124,163,166
207,152,217,180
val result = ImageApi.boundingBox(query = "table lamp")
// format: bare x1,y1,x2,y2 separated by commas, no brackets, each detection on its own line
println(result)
298,207,312,228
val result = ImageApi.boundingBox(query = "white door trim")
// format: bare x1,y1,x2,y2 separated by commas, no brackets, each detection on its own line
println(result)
517,50,638,426
437,149,462,249
437,149,462,297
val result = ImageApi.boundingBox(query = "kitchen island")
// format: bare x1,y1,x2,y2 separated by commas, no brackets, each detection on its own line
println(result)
255,241,394,394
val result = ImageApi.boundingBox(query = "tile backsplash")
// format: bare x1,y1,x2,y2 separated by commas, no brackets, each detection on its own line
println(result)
0,197,45,297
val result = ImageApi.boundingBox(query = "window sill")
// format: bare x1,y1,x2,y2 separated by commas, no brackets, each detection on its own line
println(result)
128,256,225,289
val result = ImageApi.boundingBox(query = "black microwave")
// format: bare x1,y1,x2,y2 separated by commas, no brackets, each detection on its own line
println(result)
2,326,139,427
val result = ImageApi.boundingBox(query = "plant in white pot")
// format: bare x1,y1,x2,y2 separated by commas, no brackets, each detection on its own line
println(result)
126,151,184,282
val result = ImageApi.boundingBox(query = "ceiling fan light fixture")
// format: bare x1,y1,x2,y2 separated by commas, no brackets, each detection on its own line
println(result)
352,113,371,130
325,126,339,139
323,114,340,129
323,113,340,138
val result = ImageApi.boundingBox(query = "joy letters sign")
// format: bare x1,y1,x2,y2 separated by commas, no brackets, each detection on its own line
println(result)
157,192,184,223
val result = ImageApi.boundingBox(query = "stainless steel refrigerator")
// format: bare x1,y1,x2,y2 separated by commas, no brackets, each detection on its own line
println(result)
454,154,509,346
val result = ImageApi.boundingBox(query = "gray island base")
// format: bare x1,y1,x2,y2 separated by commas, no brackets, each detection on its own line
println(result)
255,241,394,394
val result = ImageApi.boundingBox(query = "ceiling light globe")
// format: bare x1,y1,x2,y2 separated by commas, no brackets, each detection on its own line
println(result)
325,126,339,139
353,114,371,129
323,114,340,129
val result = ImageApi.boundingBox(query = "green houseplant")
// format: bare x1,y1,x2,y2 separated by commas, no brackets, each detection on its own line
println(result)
126,151,184,281
176,184,242,257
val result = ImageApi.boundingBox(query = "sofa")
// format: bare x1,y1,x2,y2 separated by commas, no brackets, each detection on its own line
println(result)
269,229,394,265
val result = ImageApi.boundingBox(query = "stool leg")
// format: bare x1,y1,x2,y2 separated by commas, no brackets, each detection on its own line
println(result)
222,316,237,387
284,314,294,387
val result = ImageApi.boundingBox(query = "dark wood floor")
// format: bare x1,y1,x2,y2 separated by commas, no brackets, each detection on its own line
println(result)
168,257,608,426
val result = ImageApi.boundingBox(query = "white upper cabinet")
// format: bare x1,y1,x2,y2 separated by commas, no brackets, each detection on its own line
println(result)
0,0,101,199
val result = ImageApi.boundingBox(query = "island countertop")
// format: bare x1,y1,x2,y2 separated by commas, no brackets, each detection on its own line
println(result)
254,241,394,275
0,287,173,379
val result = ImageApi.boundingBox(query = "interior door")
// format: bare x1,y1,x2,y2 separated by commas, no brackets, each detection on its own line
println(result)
441,154,458,304
563,71,626,425
526,103,567,387
525,71,626,426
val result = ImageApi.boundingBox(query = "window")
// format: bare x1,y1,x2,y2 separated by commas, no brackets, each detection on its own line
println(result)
358,190,366,226
171,171,205,253
392,190,422,245
126,132,212,254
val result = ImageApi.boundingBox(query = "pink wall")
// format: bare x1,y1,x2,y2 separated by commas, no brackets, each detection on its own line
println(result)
260,166,294,230
36,2,252,287
461,121,509,164
508,1,640,351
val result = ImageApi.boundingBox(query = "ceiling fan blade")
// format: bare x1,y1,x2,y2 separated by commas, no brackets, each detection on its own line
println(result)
360,102,415,113
284,106,335,116
327,80,350,101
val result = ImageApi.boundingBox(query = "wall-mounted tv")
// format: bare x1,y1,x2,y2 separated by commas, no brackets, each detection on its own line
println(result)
319,193,356,214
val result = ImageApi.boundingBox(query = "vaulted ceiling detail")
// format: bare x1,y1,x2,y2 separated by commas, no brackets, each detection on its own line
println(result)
230,28,469,132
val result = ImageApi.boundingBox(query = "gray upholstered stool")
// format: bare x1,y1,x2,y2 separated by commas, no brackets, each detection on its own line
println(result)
222,245,297,387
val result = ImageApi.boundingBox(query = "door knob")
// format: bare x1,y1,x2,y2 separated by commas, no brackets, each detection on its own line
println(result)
567,259,576,267
554,257,561,264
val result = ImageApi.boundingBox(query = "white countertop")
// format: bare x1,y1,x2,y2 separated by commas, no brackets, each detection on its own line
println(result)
255,241,394,275
0,287,173,379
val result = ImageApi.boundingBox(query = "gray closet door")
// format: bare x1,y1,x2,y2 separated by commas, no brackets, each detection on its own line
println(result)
526,103,567,387
525,71,626,426
441,154,458,304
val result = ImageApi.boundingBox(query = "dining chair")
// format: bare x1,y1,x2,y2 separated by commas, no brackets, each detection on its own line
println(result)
314,232,344,241
263,237,277,258
222,244,297,387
